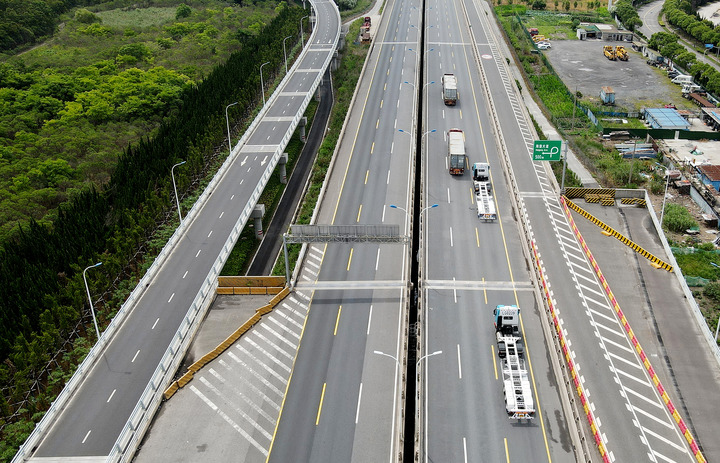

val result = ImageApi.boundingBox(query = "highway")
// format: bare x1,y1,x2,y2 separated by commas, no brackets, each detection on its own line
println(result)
420,0,574,460
267,0,421,460
24,0,340,460
453,0,699,461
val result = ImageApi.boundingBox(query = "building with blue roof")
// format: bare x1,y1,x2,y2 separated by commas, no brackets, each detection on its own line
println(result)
644,108,691,130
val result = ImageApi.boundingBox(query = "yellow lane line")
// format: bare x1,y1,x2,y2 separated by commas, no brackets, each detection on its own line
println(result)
334,305,342,335
316,382,327,425
347,248,354,271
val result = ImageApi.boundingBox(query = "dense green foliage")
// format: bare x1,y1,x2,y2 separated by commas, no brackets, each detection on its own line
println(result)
0,0,106,52
663,202,699,232
647,0,720,96
613,0,642,31
0,5,306,458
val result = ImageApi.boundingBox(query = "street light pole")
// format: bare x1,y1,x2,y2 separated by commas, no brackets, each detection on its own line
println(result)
300,16,309,48
260,61,270,106
390,203,438,261
655,163,670,227
416,350,442,368
225,102,238,157
83,262,103,341
373,350,401,370
283,35,293,74
171,161,186,224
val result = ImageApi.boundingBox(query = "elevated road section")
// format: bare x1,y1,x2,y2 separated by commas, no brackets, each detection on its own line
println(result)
14,1,340,461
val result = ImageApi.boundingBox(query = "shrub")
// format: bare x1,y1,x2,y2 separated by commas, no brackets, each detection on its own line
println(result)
176,4,192,19
75,9,100,24
663,202,698,233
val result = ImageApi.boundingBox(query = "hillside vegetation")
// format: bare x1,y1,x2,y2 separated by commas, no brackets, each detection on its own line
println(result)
0,1,307,459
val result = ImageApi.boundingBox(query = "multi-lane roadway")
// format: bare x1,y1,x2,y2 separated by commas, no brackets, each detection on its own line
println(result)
22,0,340,460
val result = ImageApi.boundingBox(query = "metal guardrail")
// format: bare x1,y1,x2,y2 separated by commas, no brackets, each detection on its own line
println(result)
13,2,340,462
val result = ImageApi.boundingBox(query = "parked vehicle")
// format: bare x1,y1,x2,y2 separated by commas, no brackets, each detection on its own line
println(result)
537,42,551,50
603,45,616,60
672,75,693,84
615,45,628,61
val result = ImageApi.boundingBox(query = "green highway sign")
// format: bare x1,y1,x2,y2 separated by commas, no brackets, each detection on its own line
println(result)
533,140,562,161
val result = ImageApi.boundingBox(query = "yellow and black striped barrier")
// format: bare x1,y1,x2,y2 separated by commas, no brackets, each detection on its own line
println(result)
163,286,291,400
563,197,673,272
565,187,616,199
620,197,646,207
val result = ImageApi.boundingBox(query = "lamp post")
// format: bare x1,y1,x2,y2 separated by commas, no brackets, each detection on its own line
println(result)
83,262,103,341
260,61,270,106
389,203,438,261
225,102,238,157
283,35,293,74
373,350,401,370
655,162,671,227
713,262,720,342
171,161,186,224
300,16,309,48
416,349,442,368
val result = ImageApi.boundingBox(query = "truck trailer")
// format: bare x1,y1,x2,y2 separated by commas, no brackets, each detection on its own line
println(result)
447,129,466,175
442,74,458,105
493,305,535,420
472,162,496,221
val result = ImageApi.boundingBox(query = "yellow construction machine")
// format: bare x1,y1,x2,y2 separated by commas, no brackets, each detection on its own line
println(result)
615,45,629,61
603,45,616,60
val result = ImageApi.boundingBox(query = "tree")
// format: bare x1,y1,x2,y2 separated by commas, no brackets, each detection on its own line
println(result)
176,4,192,20
532,0,546,10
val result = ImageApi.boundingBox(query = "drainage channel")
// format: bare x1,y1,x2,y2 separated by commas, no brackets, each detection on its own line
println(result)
403,3,427,460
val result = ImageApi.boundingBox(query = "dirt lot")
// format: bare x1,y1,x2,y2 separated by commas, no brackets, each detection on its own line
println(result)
542,39,697,112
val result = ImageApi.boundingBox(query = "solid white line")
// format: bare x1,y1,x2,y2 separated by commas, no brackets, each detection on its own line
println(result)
607,351,643,370
600,336,633,354
107,389,116,403
367,305,373,335
651,448,676,463
355,383,363,424
641,425,687,452
182,270,188,279
209,367,280,413
168,293,175,303
615,367,652,387
622,385,663,408
595,321,625,338
258,324,297,351
226,351,285,397
82,430,91,444
632,405,674,428
453,277,457,303
152,318,159,329
190,385,269,456
457,344,462,379
195,249,202,257
199,376,272,440
131,350,140,363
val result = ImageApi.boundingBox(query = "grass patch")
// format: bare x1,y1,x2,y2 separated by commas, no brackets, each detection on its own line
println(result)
95,7,177,28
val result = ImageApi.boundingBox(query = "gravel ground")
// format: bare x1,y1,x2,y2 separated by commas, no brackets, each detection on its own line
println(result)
541,38,696,111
